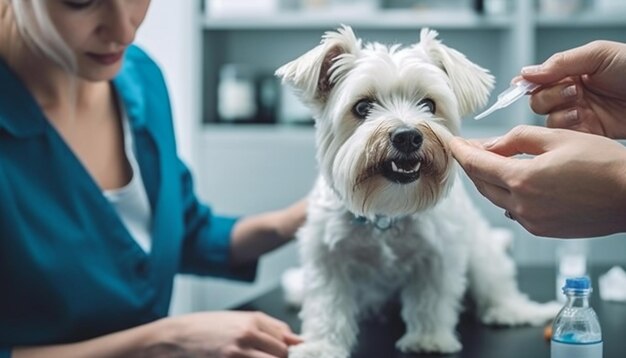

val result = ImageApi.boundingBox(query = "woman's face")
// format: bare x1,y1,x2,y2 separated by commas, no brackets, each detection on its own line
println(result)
46,0,151,81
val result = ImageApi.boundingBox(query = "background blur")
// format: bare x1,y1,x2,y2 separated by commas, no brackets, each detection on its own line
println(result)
135,0,626,314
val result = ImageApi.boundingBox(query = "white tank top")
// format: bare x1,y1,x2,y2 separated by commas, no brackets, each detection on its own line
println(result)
103,102,153,253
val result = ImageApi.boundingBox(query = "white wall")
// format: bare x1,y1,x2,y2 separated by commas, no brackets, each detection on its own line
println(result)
135,0,199,165
135,0,201,315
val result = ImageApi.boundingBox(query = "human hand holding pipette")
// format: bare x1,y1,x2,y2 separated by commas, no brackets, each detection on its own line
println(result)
450,39,626,238
522,40,626,139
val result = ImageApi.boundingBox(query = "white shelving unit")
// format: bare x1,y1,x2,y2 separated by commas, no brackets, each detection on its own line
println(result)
200,2,516,134
190,0,626,311
200,0,625,130
203,9,513,30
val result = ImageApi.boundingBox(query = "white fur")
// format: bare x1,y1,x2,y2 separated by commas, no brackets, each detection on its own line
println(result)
277,26,560,357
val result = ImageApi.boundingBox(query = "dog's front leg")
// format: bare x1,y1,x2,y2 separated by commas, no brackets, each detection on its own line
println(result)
396,263,465,354
289,273,358,358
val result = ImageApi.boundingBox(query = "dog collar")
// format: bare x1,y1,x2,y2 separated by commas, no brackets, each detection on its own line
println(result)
353,215,394,231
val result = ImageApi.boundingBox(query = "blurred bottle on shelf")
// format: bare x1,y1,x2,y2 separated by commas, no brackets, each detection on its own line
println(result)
217,64,258,123
301,0,329,10
593,0,626,12
473,0,511,15
206,0,280,16
255,73,280,124
299,0,379,12
538,0,586,14
484,0,510,15
328,0,380,12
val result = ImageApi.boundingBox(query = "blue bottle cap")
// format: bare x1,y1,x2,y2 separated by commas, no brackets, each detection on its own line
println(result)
564,276,591,290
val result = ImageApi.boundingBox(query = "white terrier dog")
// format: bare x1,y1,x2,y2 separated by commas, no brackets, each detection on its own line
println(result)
276,26,559,357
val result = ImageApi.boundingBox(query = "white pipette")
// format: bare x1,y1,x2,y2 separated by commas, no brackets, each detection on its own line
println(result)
474,79,540,120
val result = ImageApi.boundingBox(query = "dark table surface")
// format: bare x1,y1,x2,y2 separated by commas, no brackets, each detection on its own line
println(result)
237,266,626,358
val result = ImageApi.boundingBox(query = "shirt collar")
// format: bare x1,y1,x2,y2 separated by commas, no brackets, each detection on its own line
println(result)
0,57,46,138
112,48,147,130
0,47,147,138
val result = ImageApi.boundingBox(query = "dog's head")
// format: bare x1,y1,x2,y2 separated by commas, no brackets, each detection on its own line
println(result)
277,26,493,217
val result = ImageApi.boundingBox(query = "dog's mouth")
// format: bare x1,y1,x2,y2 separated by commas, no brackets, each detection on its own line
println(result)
381,157,422,184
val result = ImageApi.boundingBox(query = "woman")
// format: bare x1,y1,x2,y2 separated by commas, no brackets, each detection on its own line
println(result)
0,0,304,357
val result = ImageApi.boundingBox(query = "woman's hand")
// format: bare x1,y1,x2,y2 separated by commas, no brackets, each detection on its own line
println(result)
450,125,626,238
230,198,307,266
152,311,302,358
12,311,301,358
521,40,626,139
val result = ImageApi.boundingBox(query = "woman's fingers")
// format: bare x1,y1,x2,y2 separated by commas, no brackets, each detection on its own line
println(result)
449,137,510,188
255,313,302,346
245,330,289,358
521,41,610,83
545,108,581,129
529,82,578,115
471,177,512,211
484,125,556,157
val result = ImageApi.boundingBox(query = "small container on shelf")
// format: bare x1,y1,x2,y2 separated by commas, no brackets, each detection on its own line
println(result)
255,72,280,124
206,0,280,17
538,0,586,15
328,0,380,13
594,0,626,12
217,64,258,123
483,0,510,15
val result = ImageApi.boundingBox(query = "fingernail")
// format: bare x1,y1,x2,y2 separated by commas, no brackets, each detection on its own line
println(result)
561,85,577,98
564,109,578,124
521,65,542,74
483,136,501,148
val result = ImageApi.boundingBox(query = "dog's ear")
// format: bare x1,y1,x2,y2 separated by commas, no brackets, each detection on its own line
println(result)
417,28,494,117
276,25,361,108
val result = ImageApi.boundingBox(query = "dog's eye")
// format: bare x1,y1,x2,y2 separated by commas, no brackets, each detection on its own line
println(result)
418,98,436,114
352,99,373,119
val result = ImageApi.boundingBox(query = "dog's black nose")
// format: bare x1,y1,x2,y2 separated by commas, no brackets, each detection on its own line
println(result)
390,127,423,154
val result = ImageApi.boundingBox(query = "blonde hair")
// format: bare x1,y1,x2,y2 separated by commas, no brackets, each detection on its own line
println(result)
9,0,76,73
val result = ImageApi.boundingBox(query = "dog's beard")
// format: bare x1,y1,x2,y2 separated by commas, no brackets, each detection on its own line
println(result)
320,114,455,218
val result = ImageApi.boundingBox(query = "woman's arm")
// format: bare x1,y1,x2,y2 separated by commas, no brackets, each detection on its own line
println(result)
230,199,307,266
12,321,162,358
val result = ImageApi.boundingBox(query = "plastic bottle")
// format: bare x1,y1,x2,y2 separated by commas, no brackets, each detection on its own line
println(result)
551,276,603,358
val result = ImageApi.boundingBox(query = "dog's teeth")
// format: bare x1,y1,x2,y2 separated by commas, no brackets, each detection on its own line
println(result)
391,161,422,174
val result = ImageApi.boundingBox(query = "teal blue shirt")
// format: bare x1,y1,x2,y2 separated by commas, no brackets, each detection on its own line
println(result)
0,46,256,355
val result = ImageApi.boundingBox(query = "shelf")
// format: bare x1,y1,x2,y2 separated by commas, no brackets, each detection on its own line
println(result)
203,9,513,31
200,120,515,138
536,12,626,28
202,122,314,131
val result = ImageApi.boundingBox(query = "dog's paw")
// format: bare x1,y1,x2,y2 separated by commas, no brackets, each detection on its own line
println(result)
481,299,562,326
396,331,462,354
289,341,349,358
